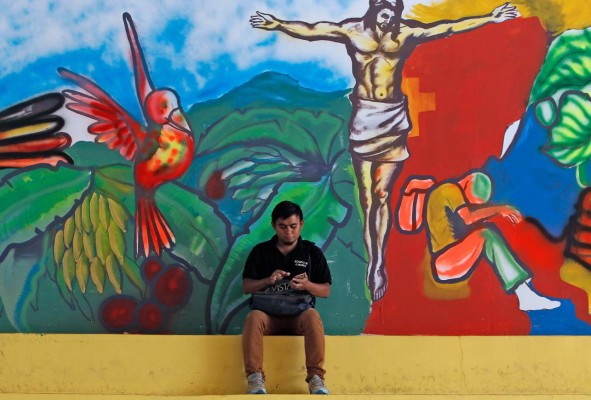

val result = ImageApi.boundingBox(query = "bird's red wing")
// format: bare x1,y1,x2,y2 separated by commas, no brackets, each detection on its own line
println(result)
59,68,146,160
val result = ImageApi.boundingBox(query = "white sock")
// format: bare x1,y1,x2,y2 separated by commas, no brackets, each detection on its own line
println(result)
514,282,560,311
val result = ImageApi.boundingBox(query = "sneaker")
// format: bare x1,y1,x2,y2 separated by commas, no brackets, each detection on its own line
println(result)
308,374,329,395
247,372,267,394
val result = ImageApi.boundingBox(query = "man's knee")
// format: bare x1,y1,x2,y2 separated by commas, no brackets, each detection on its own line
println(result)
243,310,269,332
480,227,502,243
479,227,513,257
300,308,324,330
372,186,390,204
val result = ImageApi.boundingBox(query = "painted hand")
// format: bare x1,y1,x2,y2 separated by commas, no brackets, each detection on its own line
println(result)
499,206,523,225
250,11,280,30
492,3,520,22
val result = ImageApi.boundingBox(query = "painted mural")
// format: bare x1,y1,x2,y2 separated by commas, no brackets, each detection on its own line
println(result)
1,0,591,335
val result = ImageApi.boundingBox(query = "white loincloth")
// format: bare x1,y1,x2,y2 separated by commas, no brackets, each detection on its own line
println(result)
348,96,412,162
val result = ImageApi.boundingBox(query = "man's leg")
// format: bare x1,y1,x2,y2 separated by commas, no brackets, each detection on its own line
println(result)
480,228,560,310
242,310,280,378
370,160,404,300
352,156,404,301
480,228,530,291
352,156,374,289
291,309,326,381
435,228,559,311
433,232,485,281
435,227,530,288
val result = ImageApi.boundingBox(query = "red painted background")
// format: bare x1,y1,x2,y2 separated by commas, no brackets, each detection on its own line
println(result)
363,17,578,335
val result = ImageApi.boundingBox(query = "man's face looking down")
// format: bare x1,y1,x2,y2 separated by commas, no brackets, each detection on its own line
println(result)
272,215,303,247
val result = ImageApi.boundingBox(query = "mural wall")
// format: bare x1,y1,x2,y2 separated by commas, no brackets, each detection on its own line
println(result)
1,0,591,335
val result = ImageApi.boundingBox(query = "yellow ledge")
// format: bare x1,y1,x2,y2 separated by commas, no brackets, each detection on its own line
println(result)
2,397,591,400
1,334,591,396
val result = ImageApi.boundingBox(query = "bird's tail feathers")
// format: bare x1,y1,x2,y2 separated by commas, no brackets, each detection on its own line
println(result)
135,194,175,258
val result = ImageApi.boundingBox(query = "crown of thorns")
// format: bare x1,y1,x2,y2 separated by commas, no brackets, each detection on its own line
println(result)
371,0,400,7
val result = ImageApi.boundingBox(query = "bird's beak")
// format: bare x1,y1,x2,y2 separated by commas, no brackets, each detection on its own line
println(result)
167,108,191,133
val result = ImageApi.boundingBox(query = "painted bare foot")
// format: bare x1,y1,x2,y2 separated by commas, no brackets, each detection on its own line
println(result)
367,265,388,301
514,281,561,311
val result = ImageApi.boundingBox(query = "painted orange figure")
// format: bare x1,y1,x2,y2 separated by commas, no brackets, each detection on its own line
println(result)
59,13,195,258
398,171,560,311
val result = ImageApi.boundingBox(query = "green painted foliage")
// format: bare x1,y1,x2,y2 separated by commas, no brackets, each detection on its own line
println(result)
185,74,369,334
0,166,92,262
530,27,591,104
157,182,228,281
0,236,48,332
544,92,591,166
94,165,135,212
208,178,350,333
530,27,591,187
0,73,372,334
194,107,346,234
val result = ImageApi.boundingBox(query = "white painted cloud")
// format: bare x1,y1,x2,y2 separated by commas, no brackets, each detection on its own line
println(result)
0,0,437,87
0,0,442,143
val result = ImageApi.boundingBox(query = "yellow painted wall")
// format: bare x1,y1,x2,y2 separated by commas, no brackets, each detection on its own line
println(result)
1,334,591,396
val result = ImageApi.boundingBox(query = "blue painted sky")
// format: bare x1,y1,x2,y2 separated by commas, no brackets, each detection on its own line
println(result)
0,0,429,132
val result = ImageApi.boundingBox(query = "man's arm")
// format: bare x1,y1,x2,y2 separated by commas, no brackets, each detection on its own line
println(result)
243,269,290,294
250,11,351,42
457,204,523,226
409,3,519,41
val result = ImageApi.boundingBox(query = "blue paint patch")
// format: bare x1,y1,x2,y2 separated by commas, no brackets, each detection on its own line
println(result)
157,18,190,53
0,49,143,121
485,107,581,238
528,299,591,335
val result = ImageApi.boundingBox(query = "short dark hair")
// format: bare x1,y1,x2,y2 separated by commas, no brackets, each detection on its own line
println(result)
271,201,304,223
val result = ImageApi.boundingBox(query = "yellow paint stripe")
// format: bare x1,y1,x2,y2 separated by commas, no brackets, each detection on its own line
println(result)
0,122,58,141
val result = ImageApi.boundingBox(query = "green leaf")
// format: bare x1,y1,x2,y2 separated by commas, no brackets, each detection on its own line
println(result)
577,159,591,188
121,257,146,295
198,109,321,159
94,165,134,212
535,98,558,127
156,182,228,281
0,166,92,262
530,27,591,104
543,92,591,166
193,109,347,236
0,235,47,332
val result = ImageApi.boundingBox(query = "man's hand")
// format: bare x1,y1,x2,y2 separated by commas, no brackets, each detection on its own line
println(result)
250,11,280,30
498,205,523,225
290,272,309,291
491,3,520,23
268,269,290,285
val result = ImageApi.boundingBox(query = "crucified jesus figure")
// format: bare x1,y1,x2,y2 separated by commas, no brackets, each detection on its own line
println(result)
250,1,519,301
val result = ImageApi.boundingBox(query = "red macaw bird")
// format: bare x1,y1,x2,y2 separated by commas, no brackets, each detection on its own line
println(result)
59,12,195,258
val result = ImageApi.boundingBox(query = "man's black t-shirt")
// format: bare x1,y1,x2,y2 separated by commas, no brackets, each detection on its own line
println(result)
243,236,332,294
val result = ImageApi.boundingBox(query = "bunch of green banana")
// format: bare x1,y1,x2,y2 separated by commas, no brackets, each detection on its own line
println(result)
53,192,143,294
